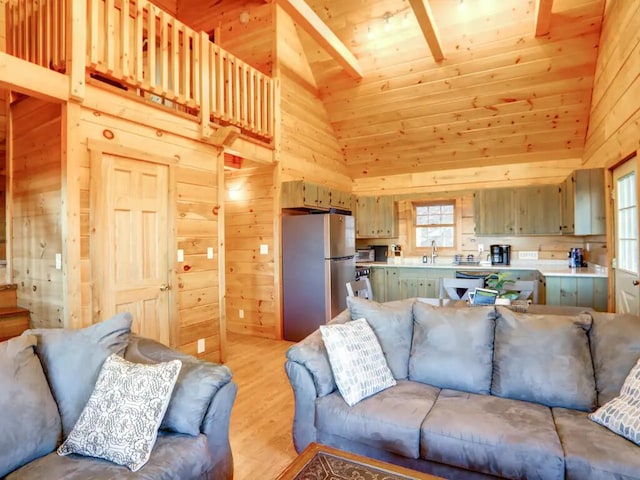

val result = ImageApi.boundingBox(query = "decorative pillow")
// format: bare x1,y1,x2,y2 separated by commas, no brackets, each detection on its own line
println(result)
0,335,61,477
25,312,132,437
409,302,496,394
58,354,181,472
320,318,396,406
590,357,640,445
346,296,414,380
491,307,596,411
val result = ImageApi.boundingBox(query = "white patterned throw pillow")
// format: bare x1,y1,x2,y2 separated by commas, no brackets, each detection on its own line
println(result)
58,354,181,471
320,318,396,406
590,357,640,445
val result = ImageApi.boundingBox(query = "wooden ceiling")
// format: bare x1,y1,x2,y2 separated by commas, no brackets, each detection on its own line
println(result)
297,0,604,179
174,0,604,179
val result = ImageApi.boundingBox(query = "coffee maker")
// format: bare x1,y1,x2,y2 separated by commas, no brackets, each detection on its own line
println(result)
568,247,585,268
490,244,511,266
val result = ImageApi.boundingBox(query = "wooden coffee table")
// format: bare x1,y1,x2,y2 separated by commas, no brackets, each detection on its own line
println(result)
275,442,444,480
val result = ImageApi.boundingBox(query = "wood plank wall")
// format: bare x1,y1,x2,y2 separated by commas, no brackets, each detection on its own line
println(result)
0,0,6,52
583,0,640,167
76,85,224,362
11,97,63,327
177,0,274,76
274,5,350,189
225,163,278,338
151,0,177,16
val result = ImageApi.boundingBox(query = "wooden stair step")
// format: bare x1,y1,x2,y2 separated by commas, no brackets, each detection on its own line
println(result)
0,306,31,342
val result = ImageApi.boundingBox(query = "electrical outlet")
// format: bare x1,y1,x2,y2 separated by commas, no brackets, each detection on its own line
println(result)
55,253,62,270
478,244,484,253
518,251,539,260
177,249,184,262
239,309,244,319
260,244,268,255
207,247,214,259
197,338,205,354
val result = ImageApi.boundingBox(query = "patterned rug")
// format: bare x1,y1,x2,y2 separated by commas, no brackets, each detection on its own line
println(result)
293,452,418,480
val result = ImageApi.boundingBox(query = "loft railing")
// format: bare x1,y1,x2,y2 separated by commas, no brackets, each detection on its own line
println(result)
5,0,67,72
4,0,274,141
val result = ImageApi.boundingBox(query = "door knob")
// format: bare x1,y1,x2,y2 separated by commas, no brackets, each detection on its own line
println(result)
160,284,170,291
633,280,640,286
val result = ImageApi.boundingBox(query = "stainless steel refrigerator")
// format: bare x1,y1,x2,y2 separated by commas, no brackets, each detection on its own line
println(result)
282,213,355,341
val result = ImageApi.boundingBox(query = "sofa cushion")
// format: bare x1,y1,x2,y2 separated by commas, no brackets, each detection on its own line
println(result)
0,335,61,477
589,357,640,446
409,303,495,394
421,389,564,480
346,297,414,380
320,318,396,406
554,407,640,480
491,307,596,411
124,335,232,436
316,380,439,459
6,432,214,480
25,312,132,437
589,312,640,406
58,354,181,472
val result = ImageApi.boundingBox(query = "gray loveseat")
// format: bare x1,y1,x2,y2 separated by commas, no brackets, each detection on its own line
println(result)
0,313,236,480
285,297,640,480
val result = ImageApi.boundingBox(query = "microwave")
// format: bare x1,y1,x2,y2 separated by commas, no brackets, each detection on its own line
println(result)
356,249,375,262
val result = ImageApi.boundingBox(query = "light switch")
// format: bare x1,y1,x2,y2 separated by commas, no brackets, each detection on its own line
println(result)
177,249,184,262
207,247,214,259
197,338,205,354
55,253,62,270
260,244,268,255
239,309,244,319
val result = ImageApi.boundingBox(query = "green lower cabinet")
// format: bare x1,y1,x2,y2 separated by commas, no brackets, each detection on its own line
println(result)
370,267,387,303
384,267,454,301
545,277,608,311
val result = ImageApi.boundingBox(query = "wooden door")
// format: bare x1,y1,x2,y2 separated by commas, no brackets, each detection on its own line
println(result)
92,153,171,344
613,156,640,314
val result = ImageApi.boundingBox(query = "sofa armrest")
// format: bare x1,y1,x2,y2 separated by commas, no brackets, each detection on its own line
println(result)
124,335,236,479
285,309,350,398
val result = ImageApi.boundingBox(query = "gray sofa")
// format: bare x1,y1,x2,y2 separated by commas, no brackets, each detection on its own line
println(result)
0,313,236,480
285,297,640,480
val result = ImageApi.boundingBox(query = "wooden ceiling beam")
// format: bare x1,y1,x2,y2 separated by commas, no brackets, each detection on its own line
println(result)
534,0,554,37
274,0,363,79
408,0,445,62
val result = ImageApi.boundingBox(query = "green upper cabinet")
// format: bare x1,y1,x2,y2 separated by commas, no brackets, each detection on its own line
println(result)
561,168,606,236
356,195,397,239
281,181,353,212
515,185,562,235
474,189,516,235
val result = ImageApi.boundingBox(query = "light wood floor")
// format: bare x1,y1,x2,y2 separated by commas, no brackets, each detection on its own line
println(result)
224,332,298,479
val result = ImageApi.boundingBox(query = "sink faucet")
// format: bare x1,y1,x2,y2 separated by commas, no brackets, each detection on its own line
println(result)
431,240,438,264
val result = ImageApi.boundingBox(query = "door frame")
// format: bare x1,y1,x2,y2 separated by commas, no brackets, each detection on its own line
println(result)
88,139,178,346
606,150,638,313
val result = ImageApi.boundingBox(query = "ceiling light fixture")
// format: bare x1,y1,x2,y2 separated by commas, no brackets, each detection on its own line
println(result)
458,0,466,11
383,11,393,32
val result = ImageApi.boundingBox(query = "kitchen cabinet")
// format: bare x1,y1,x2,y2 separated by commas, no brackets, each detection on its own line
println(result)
383,267,454,302
370,267,387,303
474,189,515,235
544,277,608,311
356,196,397,239
515,185,562,235
281,181,352,212
561,169,605,235
475,186,561,236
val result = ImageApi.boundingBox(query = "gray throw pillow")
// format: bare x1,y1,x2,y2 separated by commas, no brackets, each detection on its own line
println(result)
346,297,414,380
409,303,496,394
25,312,132,437
58,354,181,471
589,312,640,406
0,335,61,477
491,307,596,411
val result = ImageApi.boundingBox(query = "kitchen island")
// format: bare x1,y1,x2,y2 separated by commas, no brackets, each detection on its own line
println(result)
358,261,608,311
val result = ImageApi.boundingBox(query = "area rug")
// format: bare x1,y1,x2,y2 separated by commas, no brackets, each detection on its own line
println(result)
293,451,417,480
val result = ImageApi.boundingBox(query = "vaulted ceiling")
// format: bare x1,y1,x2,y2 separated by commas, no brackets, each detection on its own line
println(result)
175,0,604,179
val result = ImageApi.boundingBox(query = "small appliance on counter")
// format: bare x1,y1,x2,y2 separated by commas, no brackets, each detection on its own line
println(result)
568,247,587,268
490,244,511,266
370,245,389,262
355,249,375,263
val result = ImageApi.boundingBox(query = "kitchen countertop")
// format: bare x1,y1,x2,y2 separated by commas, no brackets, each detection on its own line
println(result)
356,261,608,278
